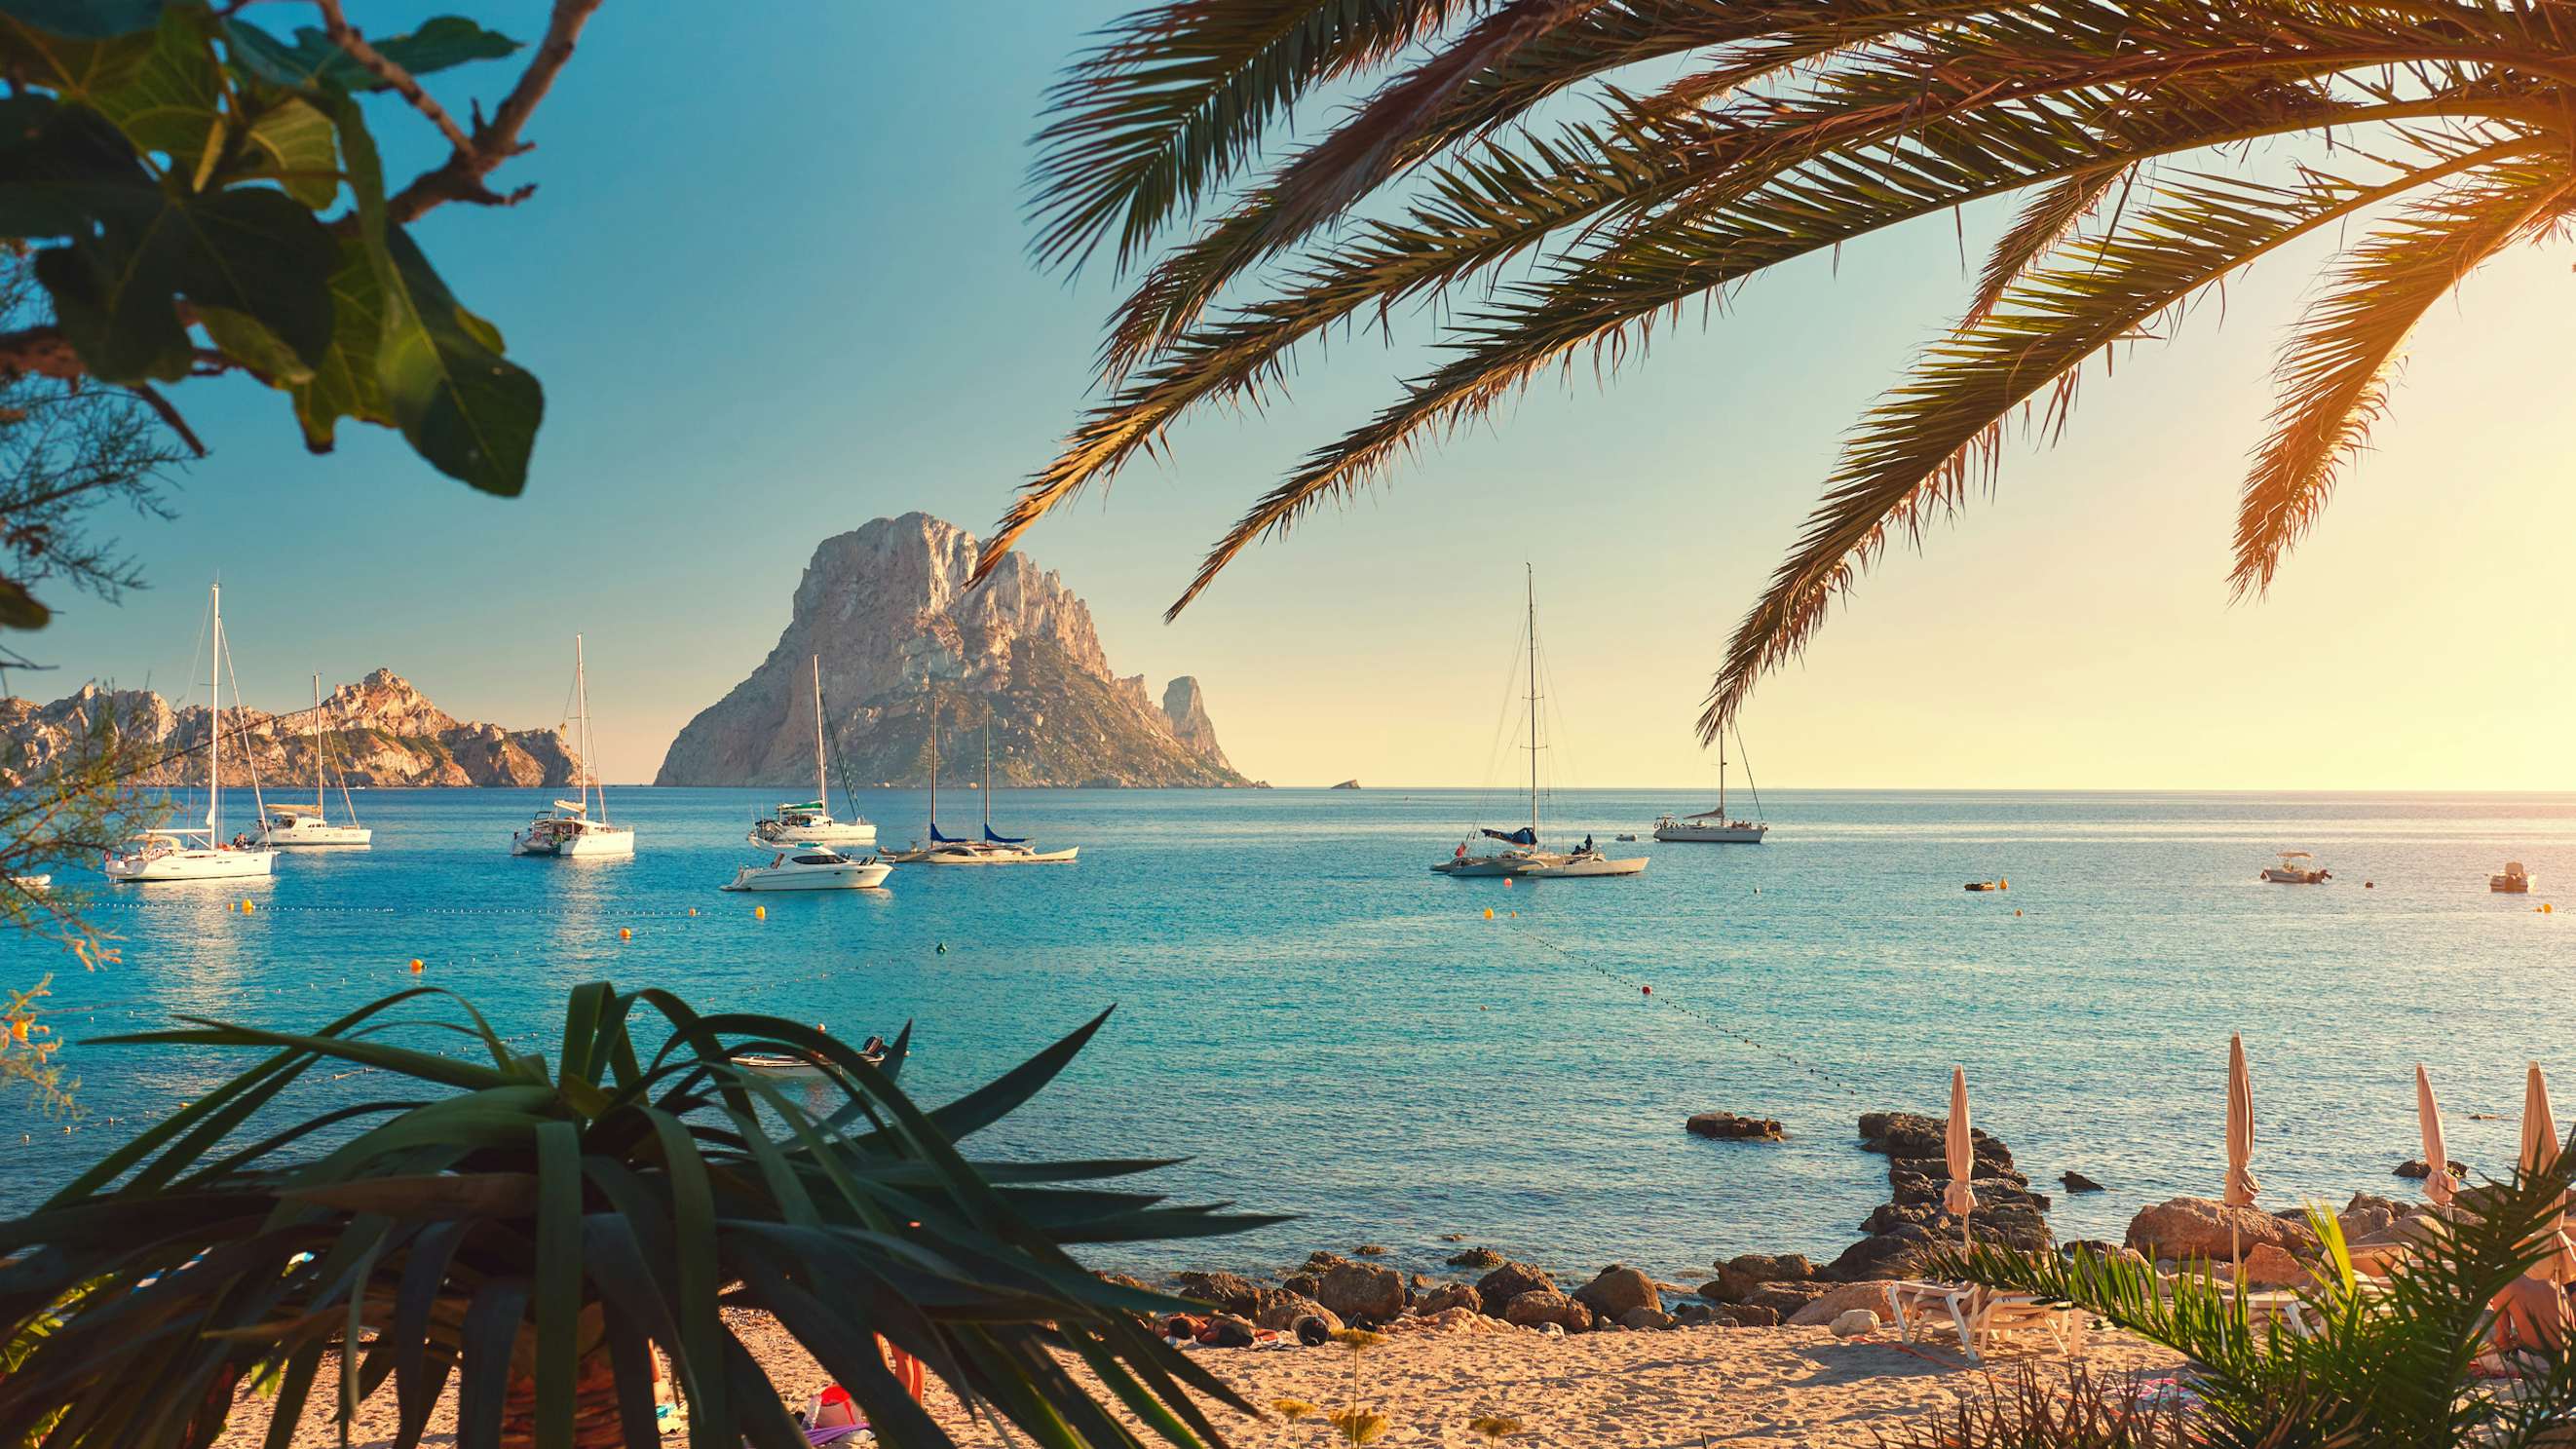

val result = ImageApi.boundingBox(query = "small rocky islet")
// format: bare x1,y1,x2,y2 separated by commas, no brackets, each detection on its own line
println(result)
1141,1109,2443,1349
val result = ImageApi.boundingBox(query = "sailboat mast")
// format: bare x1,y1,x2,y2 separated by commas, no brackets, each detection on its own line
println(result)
1719,731,1727,819
927,683,938,834
812,656,827,810
575,633,604,824
982,714,992,831
1526,565,1538,836
313,672,325,813
208,584,222,837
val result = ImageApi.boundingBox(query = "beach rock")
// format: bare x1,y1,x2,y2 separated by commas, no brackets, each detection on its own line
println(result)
1499,1289,1589,1331
1715,1304,1781,1328
2062,1171,2105,1194
1859,1113,2014,1169
1824,1227,1936,1282
1830,1309,1879,1338
1097,1271,1155,1295
1306,1251,1353,1274
1253,1295,1342,1333
1890,1171,2047,1213
1619,1307,1678,1331
1673,1302,1720,1326
1354,1243,1388,1256
1402,1306,1485,1334
2240,1242,2308,1288
1446,1246,1505,1271
1686,1112,1785,1142
1572,1266,1660,1321
2337,1202,2397,1243
2396,1158,2469,1180
2346,1192,2408,1219
1440,1234,1468,1241
1281,1273,1321,1298
1317,1263,1405,1325
1475,1262,1557,1315
1711,1253,1813,1301
1889,1156,2030,1190
1417,1283,1479,1316
1745,1281,1835,1317
2124,1197,2318,1261
1171,1271,1263,1315
1788,1281,1900,1327
1533,1320,1566,1338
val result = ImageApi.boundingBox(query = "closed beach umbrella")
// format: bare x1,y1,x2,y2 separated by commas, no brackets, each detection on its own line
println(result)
1945,1066,1977,1252
2519,1063,2576,1283
2416,1065,2456,1212
2224,1035,2257,1270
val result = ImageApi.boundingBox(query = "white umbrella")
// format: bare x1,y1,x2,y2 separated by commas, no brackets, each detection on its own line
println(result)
1945,1066,1977,1254
2416,1065,2455,1212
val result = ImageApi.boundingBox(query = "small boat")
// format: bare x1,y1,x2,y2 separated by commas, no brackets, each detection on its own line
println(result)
2492,861,2534,894
1432,568,1645,881
723,847,891,892
1652,732,1769,844
261,674,371,848
737,1033,890,1078
918,716,1078,864
1964,879,2008,893
2260,851,2330,885
1614,833,1637,842
107,584,278,884
750,657,877,849
9,875,51,893
511,634,634,858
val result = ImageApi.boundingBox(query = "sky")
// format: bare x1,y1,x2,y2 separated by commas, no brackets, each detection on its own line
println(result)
19,3,2575,790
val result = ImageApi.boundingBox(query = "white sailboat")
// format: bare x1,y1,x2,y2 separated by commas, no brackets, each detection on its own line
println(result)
921,716,1078,865
751,656,877,848
1652,731,1768,844
106,584,278,883
261,673,372,848
511,634,634,858
1431,568,1646,881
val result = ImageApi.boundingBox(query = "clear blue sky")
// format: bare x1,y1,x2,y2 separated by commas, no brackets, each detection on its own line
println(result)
28,3,2574,789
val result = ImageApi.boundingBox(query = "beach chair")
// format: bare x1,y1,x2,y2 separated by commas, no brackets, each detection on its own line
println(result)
1885,1280,2087,1362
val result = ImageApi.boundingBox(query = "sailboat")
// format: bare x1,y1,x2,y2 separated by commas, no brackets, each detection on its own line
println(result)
261,673,372,848
105,584,278,882
750,656,878,848
1652,730,1768,844
1432,568,1645,880
922,715,1078,865
511,634,634,858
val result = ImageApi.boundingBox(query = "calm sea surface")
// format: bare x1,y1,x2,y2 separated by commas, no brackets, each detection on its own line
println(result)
4,787,2569,1285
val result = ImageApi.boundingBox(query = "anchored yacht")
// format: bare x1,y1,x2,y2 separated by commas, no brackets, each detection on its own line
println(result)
751,657,877,849
106,584,277,883
512,634,634,858
261,673,371,848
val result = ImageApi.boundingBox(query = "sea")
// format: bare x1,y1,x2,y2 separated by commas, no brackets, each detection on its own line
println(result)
2,786,2567,1286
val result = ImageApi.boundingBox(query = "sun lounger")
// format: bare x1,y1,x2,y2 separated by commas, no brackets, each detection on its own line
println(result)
1885,1280,2087,1361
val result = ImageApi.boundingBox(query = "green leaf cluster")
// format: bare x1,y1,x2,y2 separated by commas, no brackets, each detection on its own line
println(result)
0,0,540,494
0,984,1275,1449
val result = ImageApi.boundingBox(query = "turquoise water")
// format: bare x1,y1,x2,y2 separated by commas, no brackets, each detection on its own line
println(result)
5,787,2571,1286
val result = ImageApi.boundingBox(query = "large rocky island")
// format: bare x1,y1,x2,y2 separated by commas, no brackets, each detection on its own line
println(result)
657,514,1243,789
0,669,580,787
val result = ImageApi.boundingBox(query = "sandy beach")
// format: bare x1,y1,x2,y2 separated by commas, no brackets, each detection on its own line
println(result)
209,1310,2182,1449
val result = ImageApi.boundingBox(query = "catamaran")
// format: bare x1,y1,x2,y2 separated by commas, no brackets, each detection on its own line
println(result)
1432,568,1645,880
1652,730,1767,844
921,716,1078,865
511,634,634,858
105,584,278,883
261,673,371,848
751,656,876,849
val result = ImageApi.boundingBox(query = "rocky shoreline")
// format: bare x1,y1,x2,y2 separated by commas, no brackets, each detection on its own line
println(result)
1137,1108,2438,1350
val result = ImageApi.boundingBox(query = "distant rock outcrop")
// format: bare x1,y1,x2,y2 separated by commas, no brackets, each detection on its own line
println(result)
656,514,1244,789
0,669,579,787
1330,779,1361,790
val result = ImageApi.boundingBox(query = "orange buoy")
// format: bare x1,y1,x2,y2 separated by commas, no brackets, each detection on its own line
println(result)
754,905,767,920
1503,877,1515,888
1483,907,1495,920
408,958,424,973
11,1019,27,1043
1641,986,1651,995
688,907,699,917
2014,908,2023,917
618,927,632,940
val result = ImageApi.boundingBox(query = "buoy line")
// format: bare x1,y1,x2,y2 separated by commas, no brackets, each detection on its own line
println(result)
1498,913,1869,1104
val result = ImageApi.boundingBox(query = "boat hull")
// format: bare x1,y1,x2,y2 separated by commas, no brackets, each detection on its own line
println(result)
723,861,892,891
262,824,373,849
512,827,635,858
105,848,276,883
922,845,1079,865
2259,868,2329,884
1434,851,1647,878
1652,822,1766,843
1516,855,1649,879
750,820,878,848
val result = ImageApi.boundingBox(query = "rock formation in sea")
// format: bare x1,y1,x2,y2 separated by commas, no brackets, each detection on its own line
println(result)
0,669,579,787
656,513,1245,788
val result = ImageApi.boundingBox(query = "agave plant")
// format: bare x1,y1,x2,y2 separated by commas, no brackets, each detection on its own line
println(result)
1937,1163,2576,1445
0,984,1277,1449
994,0,2575,734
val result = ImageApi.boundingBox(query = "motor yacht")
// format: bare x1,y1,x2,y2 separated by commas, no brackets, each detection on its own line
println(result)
723,847,892,892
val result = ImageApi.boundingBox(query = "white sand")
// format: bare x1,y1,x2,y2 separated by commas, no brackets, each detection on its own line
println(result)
211,1311,2182,1448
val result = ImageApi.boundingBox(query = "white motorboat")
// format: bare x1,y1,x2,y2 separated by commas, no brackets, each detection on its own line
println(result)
511,634,634,858
910,714,1079,865
1430,567,1644,881
738,1034,890,1077
1653,732,1768,843
750,657,877,849
262,674,370,848
723,847,891,892
2260,851,2330,885
106,584,279,884
2492,861,2534,894
8,875,49,893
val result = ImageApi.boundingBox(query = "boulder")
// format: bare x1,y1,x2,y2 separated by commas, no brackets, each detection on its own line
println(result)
1823,1227,1936,1282
1716,1303,1781,1328
2062,1171,2105,1194
1787,1281,1899,1327
2396,1158,2469,1180
1745,1280,1834,1317
1281,1273,1321,1298
2240,1242,2308,1289
1305,1250,1354,1274
1417,1283,1479,1316
1619,1307,1679,1331
1317,1262,1406,1325
1355,1243,1389,1256
1673,1302,1721,1326
1571,1266,1660,1321
1686,1112,1785,1142
1097,1271,1155,1294
1711,1253,1813,1301
2124,1197,2317,1261
1859,1112,2014,1169
1171,1271,1262,1315
1830,1308,1878,1338
1475,1262,1557,1315
1252,1295,1342,1333
1889,1156,2030,1190
2346,1191,2409,1219
1446,1246,1505,1271
2337,1202,2397,1244
1500,1289,1590,1331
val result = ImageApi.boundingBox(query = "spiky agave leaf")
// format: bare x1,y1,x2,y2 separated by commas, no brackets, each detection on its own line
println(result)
0,985,1277,1449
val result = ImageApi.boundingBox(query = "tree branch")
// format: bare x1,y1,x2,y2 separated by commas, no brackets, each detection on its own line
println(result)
384,0,607,226
314,0,477,158
0,327,89,384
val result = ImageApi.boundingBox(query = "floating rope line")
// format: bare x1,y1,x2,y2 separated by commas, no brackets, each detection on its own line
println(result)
1499,913,1868,1105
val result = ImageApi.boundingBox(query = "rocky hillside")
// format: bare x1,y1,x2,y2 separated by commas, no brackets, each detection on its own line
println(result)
657,514,1244,788
0,669,580,788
